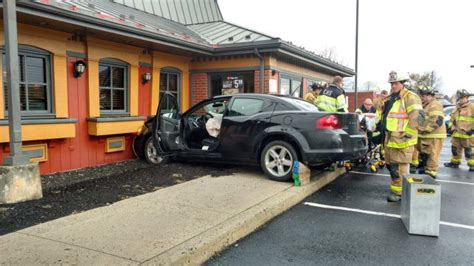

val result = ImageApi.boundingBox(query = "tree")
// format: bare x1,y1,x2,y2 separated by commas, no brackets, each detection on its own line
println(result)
319,46,345,65
408,71,443,90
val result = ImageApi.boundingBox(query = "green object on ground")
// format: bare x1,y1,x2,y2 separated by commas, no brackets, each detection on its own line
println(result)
292,173,301,187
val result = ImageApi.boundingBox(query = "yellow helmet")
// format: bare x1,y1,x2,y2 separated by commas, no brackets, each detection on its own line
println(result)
418,86,437,95
388,71,409,83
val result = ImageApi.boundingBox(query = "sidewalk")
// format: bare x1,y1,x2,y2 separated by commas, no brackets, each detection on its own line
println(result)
0,167,344,265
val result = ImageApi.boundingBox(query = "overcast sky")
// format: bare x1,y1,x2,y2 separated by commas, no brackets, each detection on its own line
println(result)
219,0,474,95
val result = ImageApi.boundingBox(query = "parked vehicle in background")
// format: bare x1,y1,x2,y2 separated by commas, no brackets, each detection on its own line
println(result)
135,93,367,181
443,105,455,136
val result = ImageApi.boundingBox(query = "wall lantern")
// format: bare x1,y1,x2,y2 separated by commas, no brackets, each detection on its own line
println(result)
73,60,87,78
142,72,152,84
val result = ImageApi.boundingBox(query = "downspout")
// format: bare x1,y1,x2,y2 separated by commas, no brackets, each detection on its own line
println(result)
254,48,264,93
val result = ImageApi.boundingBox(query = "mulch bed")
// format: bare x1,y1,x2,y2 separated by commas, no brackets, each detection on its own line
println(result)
0,159,244,236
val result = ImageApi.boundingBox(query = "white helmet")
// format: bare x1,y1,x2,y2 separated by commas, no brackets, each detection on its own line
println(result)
388,71,409,83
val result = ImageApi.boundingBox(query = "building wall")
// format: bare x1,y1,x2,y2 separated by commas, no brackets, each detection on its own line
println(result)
0,22,192,174
346,91,374,112
190,73,209,106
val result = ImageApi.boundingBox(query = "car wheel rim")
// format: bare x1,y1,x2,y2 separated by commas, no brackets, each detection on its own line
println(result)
146,140,164,164
264,145,293,177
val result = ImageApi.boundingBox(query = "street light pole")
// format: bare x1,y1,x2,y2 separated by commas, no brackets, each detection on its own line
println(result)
354,0,359,111
3,0,29,166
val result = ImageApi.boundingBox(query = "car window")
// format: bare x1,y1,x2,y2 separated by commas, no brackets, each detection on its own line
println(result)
159,95,179,119
280,97,319,111
228,98,264,117
189,99,229,119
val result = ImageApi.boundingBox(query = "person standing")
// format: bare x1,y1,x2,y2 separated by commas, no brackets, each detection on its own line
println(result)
379,71,422,202
444,89,474,172
416,86,447,178
315,76,348,112
304,82,324,104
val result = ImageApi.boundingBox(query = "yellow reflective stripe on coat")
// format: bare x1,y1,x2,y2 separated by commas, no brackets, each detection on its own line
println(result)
428,111,445,117
467,159,474,166
451,158,461,164
316,95,338,112
452,132,473,139
405,127,417,136
419,133,447,139
406,104,422,113
457,116,474,122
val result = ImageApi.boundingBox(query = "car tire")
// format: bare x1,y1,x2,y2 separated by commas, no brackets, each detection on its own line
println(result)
260,140,298,182
144,136,168,165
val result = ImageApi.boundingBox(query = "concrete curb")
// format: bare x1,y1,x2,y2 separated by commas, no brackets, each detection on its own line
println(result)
143,168,345,265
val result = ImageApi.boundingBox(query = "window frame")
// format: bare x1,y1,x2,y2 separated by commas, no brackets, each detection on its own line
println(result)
2,45,54,118
99,59,129,116
280,74,303,98
160,67,182,111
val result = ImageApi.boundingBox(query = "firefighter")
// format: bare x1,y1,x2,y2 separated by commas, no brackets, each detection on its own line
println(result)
416,86,447,178
380,71,422,202
304,82,324,104
444,89,474,171
315,76,348,112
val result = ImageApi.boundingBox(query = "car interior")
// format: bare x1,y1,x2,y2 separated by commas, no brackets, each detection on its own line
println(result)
183,98,229,151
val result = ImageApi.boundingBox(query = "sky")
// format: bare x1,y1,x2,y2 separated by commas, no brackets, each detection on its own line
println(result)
218,0,474,95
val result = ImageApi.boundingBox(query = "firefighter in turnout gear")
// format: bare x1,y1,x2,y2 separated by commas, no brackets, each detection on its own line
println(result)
380,71,422,202
416,86,447,178
444,89,474,171
316,76,348,112
304,82,324,104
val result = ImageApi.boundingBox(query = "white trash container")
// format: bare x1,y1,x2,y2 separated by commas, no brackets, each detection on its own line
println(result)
400,174,441,237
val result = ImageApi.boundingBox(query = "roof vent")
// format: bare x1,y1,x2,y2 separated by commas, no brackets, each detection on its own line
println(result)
129,15,135,20
245,35,251,40
87,3,94,9
228,37,234,41
119,14,126,20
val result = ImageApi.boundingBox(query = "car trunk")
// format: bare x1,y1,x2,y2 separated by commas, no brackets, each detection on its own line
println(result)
335,113,361,135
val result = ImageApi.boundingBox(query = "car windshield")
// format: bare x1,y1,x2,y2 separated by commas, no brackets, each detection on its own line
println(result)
281,97,319,111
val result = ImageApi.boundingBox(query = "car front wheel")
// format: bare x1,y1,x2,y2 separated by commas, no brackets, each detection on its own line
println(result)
144,136,168,165
260,140,297,181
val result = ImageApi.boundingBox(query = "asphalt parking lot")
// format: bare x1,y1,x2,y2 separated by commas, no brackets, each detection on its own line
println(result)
208,138,474,265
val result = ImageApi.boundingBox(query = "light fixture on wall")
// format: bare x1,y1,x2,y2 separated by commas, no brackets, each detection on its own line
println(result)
73,60,87,78
142,72,152,84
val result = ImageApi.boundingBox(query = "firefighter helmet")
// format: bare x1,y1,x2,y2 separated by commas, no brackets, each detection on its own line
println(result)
456,89,473,101
388,71,409,83
418,86,437,96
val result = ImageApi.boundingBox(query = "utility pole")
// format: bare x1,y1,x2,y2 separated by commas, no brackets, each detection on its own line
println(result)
3,0,29,166
354,0,359,111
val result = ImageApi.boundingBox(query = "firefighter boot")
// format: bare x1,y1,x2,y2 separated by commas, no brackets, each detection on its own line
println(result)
387,164,402,202
387,193,401,202
418,153,429,175
444,162,460,168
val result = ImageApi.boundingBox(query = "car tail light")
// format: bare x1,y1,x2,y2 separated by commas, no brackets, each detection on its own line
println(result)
316,115,342,130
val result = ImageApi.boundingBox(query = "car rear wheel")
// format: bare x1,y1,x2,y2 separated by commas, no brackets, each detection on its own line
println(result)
261,140,297,181
144,136,168,165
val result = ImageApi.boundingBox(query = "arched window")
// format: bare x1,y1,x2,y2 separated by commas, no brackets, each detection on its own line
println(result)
3,45,53,116
99,58,129,115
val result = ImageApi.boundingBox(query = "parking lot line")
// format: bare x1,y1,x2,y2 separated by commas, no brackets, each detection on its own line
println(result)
303,202,474,230
349,171,474,186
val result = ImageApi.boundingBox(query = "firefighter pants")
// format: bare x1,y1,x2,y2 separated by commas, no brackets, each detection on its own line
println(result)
384,138,414,196
411,144,420,167
419,138,444,176
450,137,474,166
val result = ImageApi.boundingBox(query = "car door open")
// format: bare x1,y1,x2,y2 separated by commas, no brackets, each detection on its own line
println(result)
153,92,182,155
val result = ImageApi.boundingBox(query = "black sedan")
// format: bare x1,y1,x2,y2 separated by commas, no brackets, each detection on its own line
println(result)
133,93,367,181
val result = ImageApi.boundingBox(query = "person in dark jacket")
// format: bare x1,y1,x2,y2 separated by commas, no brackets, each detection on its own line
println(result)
355,98,376,114
316,76,348,112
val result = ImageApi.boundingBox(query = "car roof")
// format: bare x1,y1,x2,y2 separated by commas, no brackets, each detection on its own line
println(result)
213,93,300,101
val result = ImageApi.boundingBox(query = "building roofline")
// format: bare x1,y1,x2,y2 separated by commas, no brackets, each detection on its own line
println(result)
10,2,354,76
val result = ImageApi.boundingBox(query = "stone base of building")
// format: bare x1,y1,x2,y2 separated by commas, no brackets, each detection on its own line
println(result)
0,163,43,204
